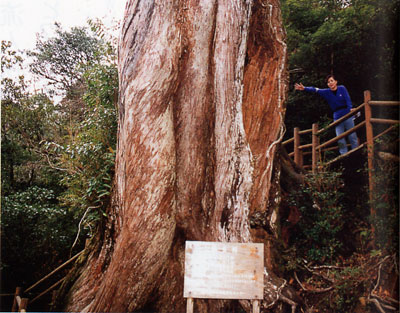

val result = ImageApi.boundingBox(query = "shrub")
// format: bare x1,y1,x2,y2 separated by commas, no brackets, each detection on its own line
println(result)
370,132,399,253
287,169,345,263
1,186,80,286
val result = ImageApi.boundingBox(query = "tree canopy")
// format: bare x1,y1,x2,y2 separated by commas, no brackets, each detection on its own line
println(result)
27,23,107,95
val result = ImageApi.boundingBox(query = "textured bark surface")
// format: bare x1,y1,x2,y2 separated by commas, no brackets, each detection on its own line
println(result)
61,0,289,312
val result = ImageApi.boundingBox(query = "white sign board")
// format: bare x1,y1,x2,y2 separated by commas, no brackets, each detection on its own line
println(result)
183,241,264,300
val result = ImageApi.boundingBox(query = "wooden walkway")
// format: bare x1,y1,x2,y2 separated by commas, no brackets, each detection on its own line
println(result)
283,90,399,173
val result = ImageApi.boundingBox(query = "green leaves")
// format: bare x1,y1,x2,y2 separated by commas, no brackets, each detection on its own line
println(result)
1,186,79,285
83,63,118,108
370,148,399,253
1,42,61,195
56,50,118,230
287,169,346,262
27,23,107,94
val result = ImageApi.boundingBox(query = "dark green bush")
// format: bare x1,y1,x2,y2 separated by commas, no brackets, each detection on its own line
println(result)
370,132,399,253
287,169,345,263
1,186,80,286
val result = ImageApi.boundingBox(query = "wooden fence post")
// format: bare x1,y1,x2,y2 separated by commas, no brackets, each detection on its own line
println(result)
312,123,319,173
364,90,375,241
294,127,302,167
20,298,28,312
11,287,22,312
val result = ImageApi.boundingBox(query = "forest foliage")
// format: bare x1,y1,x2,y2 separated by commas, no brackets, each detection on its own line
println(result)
1,0,398,311
1,21,118,294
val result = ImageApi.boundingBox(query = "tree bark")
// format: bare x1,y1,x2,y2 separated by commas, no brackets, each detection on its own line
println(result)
60,0,290,312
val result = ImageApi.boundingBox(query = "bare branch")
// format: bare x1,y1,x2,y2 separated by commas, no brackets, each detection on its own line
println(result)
303,264,336,283
70,205,101,255
367,255,397,313
43,152,70,172
294,272,334,293
372,255,392,294
309,264,344,270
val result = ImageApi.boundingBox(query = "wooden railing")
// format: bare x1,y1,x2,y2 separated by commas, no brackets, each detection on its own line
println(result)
283,90,400,173
10,250,84,312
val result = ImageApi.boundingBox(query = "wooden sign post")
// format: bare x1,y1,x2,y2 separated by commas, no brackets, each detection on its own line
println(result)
183,241,264,313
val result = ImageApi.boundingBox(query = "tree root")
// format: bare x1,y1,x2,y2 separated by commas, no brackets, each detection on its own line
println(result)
262,269,302,312
282,254,399,312
367,255,399,312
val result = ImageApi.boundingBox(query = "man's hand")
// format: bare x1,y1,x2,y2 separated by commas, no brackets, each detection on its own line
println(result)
295,83,305,91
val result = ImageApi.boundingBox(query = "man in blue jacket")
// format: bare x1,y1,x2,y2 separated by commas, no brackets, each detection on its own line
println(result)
295,75,359,155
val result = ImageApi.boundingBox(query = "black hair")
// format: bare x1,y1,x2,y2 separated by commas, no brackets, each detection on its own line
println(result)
325,74,336,84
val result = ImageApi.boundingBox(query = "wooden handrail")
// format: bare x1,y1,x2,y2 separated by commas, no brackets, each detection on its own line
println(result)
30,277,65,304
289,149,313,157
298,128,312,135
12,287,21,312
282,137,294,145
10,250,84,312
287,143,313,153
369,100,400,106
12,287,28,312
364,91,376,245
373,125,398,141
317,121,366,151
317,103,365,135
370,118,400,125
294,127,302,166
300,143,313,150
288,132,365,157
25,250,83,293
312,123,319,172
282,128,312,146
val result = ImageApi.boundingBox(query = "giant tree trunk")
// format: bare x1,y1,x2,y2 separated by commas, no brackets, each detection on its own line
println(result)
61,0,290,312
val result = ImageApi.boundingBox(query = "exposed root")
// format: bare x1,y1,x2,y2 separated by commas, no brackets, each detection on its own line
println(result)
262,268,302,312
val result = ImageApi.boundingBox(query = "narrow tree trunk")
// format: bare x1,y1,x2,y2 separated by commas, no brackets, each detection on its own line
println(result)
60,1,290,312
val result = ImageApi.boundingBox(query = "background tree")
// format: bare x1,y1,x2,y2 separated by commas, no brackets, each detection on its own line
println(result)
1,22,118,310
1,41,60,196
27,23,104,95
57,1,295,312
1,41,79,307
26,21,119,232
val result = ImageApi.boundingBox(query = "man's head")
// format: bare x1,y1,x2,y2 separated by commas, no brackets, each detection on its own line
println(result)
325,74,338,91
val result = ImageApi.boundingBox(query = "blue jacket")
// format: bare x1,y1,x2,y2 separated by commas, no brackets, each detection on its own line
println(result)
304,85,352,120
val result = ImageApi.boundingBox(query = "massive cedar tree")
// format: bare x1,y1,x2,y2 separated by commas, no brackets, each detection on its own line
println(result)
59,0,297,312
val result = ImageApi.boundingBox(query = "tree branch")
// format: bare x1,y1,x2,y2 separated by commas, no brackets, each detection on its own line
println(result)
303,263,336,283
294,272,333,293
70,205,100,255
